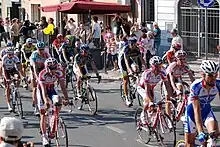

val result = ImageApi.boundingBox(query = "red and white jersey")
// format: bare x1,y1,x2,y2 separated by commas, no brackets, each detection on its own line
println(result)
166,62,191,78
139,67,167,88
39,68,64,88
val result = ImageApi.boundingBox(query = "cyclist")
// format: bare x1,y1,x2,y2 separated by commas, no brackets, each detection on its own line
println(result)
59,35,77,64
0,42,14,82
2,47,22,112
52,34,64,60
166,50,195,94
73,44,100,98
163,43,181,65
118,37,145,107
21,38,36,88
30,41,50,116
37,57,69,146
138,56,172,124
184,60,220,146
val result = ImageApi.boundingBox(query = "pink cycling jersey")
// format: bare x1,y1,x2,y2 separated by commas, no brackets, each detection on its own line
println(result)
139,67,167,89
39,68,64,88
166,62,190,78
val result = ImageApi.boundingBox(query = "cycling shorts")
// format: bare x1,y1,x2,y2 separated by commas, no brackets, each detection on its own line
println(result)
37,87,58,110
3,68,19,80
73,64,88,77
184,104,217,134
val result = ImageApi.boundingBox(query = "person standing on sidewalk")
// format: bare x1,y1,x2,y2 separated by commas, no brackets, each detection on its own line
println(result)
10,18,19,47
4,17,11,41
153,22,161,56
91,16,101,48
170,28,183,50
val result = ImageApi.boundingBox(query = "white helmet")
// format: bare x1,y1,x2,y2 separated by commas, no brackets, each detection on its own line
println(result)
44,57,58,70
200,60,219,74
149,56,162,66
175,50,187,59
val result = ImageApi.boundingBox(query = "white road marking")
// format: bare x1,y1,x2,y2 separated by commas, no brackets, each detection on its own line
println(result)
106,125,126,134
135,139,159,147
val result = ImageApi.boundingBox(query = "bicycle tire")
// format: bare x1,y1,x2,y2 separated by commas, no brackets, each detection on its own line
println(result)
120,81,126,102
88,86,98,115
137,93,143,107
134,107,151,144
16,91,24,119
11,90,16,113
157,113,176,147
55,117,68,147
175,140,185,147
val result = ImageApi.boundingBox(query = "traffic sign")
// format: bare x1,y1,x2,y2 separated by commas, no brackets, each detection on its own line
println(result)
197,0,216,8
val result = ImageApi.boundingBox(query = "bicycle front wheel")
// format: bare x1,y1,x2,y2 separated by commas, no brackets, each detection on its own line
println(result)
120,81,126,102
135,107,151,144
87,86,98,115
175,140,185,147
157,113,176,147
55,117,68,147
16,90,24,119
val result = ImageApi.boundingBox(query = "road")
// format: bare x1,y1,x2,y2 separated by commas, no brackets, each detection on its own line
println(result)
0,78,220,147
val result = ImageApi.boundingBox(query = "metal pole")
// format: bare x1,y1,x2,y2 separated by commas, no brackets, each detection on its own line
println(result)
205,7,208,60
198,9,201,57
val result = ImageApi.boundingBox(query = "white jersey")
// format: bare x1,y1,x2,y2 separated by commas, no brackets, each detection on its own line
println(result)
2,55,20,70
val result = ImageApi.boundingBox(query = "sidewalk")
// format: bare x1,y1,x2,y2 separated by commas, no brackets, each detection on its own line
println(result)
94,56,220,81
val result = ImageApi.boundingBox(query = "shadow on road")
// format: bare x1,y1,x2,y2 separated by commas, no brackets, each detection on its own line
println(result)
95,89,120,94
212,106,220,112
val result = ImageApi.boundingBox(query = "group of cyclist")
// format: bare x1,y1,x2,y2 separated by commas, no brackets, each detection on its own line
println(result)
0,30,219,146
0,33,100,146
118,35,220,146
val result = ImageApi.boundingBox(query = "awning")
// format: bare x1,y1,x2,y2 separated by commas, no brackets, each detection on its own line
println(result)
40,0,131,14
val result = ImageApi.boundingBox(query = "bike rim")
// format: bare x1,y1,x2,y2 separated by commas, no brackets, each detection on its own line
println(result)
55,117,68,147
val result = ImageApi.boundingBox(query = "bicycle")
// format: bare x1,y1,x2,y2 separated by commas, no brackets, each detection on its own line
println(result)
176,131,220,147
135,98,176,147
22,61,31,90
41,98,68,147
120,72,140,107
69,75,101,115
8,77,24,119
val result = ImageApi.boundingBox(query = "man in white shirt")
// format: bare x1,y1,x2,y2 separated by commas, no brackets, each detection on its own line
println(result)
4,18,10,41
170,28,183,50
92,16,101,48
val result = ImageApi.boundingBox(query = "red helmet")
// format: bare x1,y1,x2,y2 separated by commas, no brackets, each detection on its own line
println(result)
57,34,63,39
172,43,181,50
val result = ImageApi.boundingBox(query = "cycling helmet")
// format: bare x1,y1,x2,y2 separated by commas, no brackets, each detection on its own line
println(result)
170,28,178,34
57,34,63,39
6,47,15,54
6,42,13,47
200,60,219,74
80,44,90,52
36,41,45,49
44,57,58,70
149,56,162,66
26,38,32,44
172,43,181,50
175,50,187,59
65,35,74,41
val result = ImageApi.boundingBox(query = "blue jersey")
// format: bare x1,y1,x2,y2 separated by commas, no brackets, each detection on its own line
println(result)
186,78,220,121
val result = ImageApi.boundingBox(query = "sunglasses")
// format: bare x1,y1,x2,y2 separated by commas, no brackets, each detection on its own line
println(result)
38,48,44,51
8,54,14,56
206,73,217,77
48,66,57,70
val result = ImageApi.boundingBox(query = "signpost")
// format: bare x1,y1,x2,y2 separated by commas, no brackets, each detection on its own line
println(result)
197,0,216,60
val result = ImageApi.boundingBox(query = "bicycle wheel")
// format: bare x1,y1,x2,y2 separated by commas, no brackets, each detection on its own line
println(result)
120,81,126,102
137,93,143,107
134,107,151,144
15,90,24,119
157,113,176,147
55,117,68,147
87,86,98,115
175,140,185,147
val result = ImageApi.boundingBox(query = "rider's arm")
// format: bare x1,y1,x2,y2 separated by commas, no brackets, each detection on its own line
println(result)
91,60,99,76
188,72,195,83
192,98,204,133
62,48,69,63
144,84,153,103
33,62,39,80
138,54,146,68
124,54,132,73
168,72,178,92
59,78,69,100
39,81,49,104
21,46,28,61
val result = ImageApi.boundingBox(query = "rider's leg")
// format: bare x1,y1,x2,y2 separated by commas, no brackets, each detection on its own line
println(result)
76,75,82,97
5,79,12,111
185,133,196,147
205,111,219,133
0,61,2,79
184,114,197,147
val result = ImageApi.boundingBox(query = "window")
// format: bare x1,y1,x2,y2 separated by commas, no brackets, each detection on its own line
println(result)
31,4,41,22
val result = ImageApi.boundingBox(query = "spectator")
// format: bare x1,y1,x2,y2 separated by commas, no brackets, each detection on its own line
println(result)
122,18,131,36
145,31,155,68
91,16,101,48
77,23,87,44
10,18,19,46
153,22,161,56
4,17,11,41
170,28,183,50
0,117,24,147
40,16,48,29
140,22,148,34
130,22,142,41
64,18,76,35
19,20,36,43
62,16,68,36
0,21,7,47
112,13,123,37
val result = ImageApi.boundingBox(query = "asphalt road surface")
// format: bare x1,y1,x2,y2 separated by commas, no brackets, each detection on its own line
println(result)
0,79,220,147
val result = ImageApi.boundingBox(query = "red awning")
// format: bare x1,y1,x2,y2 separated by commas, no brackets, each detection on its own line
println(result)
40,0,131,14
